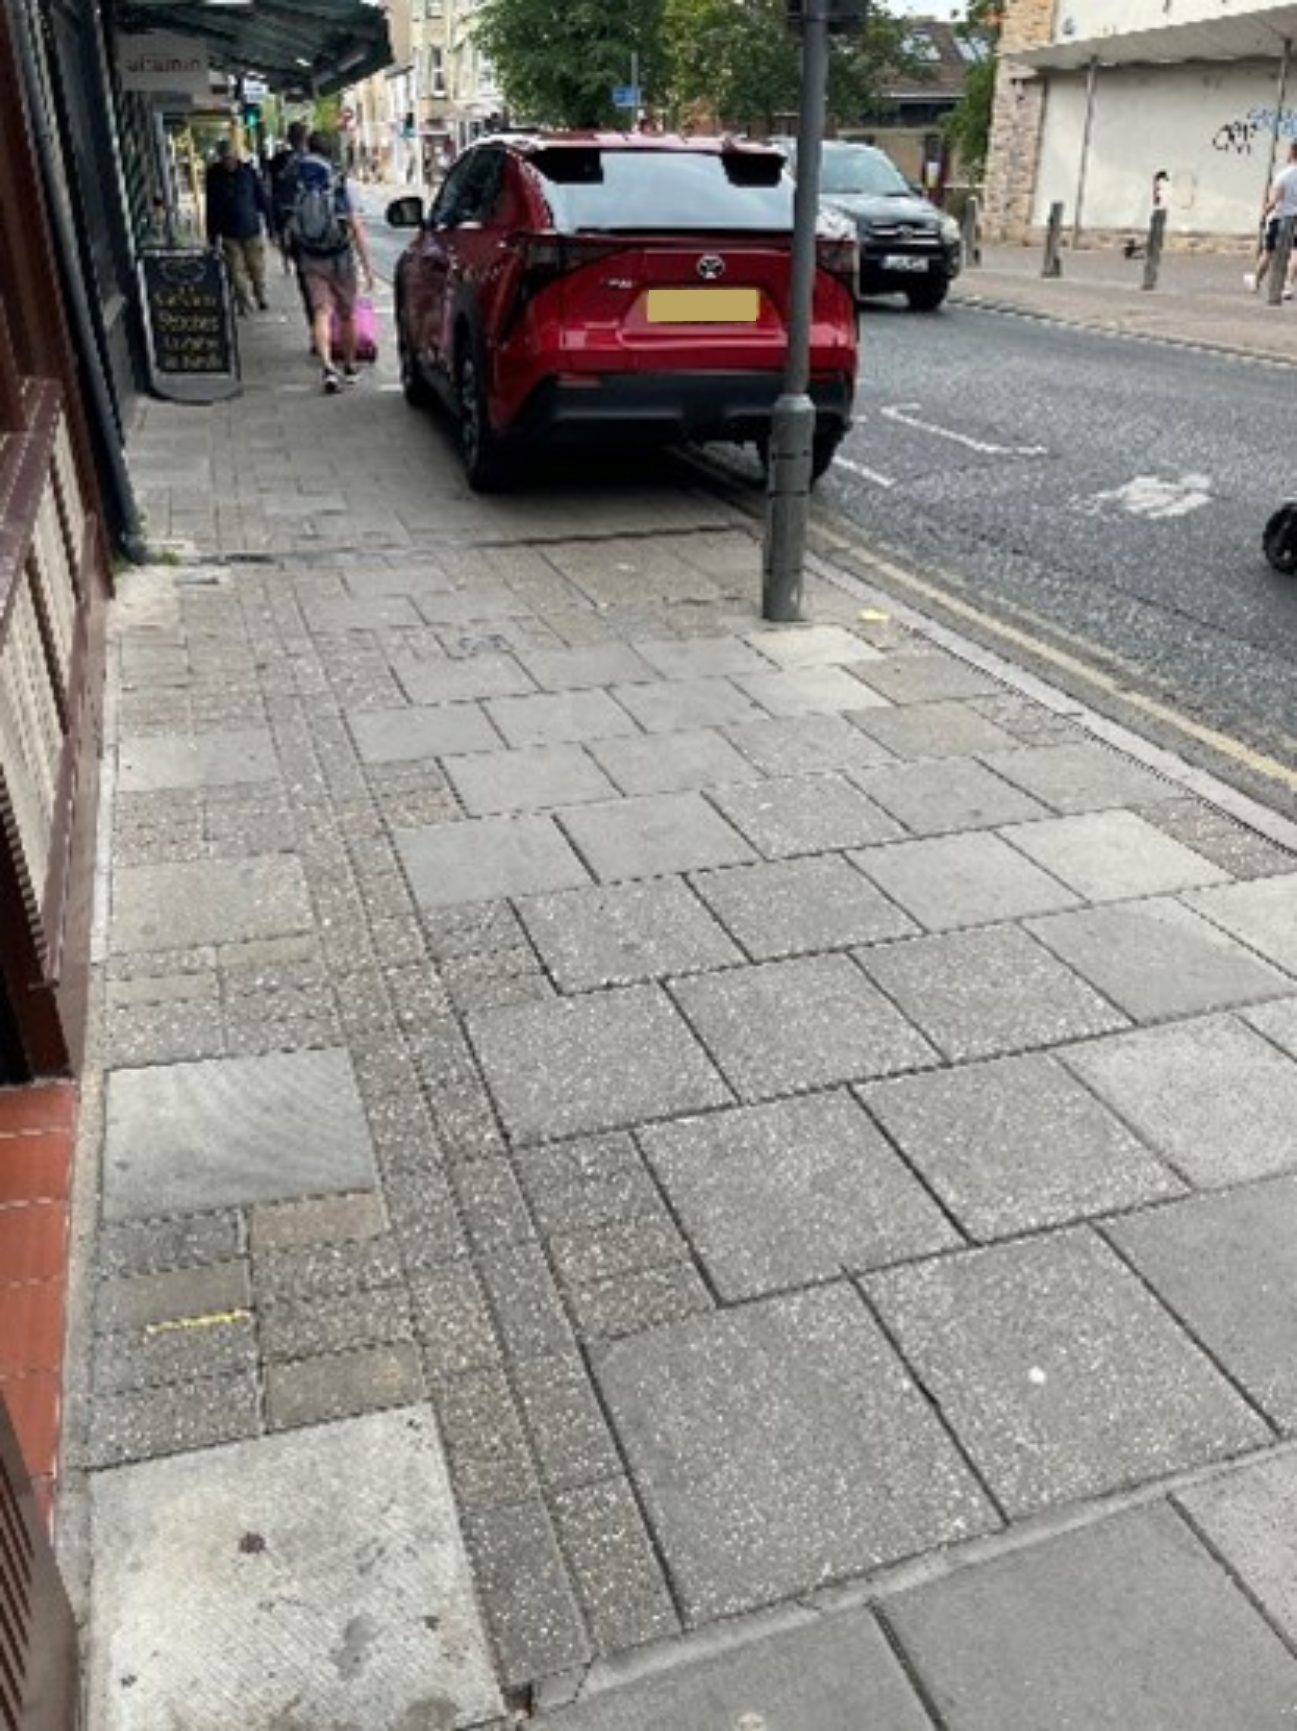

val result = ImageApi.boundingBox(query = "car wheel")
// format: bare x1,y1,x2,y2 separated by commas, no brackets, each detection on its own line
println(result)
456,338,510,492
398,320,433,407
905,279,948,312
1263,503,1297,574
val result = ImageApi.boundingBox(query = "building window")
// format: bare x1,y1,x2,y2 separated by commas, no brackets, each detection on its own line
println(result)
904,29,942,62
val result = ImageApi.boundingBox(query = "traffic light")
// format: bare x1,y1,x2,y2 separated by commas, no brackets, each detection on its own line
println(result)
242,101,262,133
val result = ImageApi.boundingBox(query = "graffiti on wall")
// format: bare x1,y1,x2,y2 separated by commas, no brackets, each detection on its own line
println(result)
1211,108,1297,154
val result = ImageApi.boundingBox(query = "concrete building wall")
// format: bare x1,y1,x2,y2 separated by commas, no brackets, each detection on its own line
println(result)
1035,60,1291,239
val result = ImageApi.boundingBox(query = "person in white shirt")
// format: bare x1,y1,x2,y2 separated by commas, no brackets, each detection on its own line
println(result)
1245,139,1297,298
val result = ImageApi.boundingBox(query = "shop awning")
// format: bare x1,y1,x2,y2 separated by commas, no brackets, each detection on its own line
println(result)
1011,5,1297,72
113,0,391,98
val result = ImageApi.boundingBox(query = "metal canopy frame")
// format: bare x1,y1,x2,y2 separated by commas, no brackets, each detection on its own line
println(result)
113,0,391,97
1010,6,1297,73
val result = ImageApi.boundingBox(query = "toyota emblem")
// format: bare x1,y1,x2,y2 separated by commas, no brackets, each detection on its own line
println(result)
697,254,725,281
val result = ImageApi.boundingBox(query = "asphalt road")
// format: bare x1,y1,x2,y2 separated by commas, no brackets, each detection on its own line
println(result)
800,301,1297,820
365,198,1297,818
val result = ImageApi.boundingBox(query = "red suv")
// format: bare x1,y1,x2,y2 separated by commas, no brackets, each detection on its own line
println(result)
386,132,858,490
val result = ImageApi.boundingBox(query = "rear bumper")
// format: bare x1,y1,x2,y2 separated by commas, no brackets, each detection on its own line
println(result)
503,370,855,448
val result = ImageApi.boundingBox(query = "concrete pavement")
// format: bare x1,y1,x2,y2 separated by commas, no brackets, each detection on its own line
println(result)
61,232,1297,1728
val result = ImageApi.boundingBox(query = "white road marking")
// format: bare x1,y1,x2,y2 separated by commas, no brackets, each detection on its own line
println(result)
1087,473,1213,519
833,456,897,488
881,402,1049,457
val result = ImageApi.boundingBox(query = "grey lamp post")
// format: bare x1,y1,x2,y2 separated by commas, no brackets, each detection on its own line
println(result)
763,0,863,622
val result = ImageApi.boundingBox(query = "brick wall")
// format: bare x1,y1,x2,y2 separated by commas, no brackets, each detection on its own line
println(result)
983,0,1057,241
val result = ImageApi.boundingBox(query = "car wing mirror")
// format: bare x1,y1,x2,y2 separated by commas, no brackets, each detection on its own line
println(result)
386,195,426,229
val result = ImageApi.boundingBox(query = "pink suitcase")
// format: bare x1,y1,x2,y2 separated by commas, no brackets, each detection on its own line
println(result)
332,295,378,364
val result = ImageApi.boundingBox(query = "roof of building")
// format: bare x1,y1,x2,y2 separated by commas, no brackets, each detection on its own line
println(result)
884,19,989,101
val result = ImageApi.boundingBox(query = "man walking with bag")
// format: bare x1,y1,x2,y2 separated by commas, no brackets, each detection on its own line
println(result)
289,130,377,393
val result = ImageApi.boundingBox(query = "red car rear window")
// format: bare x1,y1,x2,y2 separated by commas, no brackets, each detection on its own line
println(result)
529,147,794,234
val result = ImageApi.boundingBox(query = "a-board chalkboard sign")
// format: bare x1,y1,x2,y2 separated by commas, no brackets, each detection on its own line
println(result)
139,248,241,403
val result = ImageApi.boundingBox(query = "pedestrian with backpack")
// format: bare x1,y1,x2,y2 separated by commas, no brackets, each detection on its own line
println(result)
289,130,376,393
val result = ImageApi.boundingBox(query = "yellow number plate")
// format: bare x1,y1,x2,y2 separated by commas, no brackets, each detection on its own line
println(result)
646,288,760,324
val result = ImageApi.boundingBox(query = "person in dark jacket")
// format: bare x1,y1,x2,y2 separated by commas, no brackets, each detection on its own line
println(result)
204,137,270,314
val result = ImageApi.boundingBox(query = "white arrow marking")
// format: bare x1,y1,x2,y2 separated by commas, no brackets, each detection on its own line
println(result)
1088,473,1213,519
881,402,1049,457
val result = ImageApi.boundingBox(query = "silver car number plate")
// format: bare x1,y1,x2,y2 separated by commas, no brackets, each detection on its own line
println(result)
883,255,930,271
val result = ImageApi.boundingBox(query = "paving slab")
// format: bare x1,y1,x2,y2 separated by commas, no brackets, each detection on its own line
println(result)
110,855,313,951
549,1607,932,1730
723,712,897,776
444,744,619,816
1245,995,1297,1058
709,773,901,857
586,727,759,795
634,637,773,680
87,1408,502,1731
1184,873,1297,972
487,687,642,747
116,729,278,793
734,665,890,717
1108,1176,1297,1427
557,791,755,881
1063,1015,1297,1187
392,650,536,705
396,814,591,909
671,953,937,1099
103,1048,378,1220
1177,1451,1297,1645
468,985,730,1143
518,642,658,691
640,1090,958,1299
347,702,502,764
593,1284,997,1622
868,1230,1268,1517
982,741,1176,812
884,1503,1297,1731
1002,809,1229,902
690,853,916,959
854,756,1049,836
850,699,1019,760
742,621,884,669
851,649,1002,705
1026,898,1291,1021
853,831,1079,931
516,879,741,991
861,1052,1182,1240
609,676,765,734
858,924,1128,1062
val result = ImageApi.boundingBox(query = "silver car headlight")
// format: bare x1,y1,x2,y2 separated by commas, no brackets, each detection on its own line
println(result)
939,214,961,246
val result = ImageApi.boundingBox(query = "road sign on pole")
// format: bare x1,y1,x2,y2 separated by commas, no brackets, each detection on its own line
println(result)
612,85,641,109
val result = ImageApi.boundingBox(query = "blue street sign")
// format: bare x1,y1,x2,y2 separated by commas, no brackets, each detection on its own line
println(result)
613,85,641,108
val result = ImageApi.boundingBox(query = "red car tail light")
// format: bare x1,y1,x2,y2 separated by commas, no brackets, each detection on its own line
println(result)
505,234,630,329
816,235,859,300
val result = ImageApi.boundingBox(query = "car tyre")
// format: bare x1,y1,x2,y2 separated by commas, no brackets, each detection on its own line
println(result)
905,279,948,312
456,335,510,492
1263,503,1297,574
398,319,434,407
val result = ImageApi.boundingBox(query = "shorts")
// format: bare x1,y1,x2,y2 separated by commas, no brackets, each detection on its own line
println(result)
299,251,358,319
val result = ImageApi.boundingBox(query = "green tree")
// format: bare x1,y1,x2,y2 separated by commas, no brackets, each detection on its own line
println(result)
944,0,999,176
476,0,665,127
660,0,912,135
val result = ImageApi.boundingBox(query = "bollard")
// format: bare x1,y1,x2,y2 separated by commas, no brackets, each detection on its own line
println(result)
961,194,982,267
1141,207,1167,291
1041,201,1064,277
1268,213,1296,305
